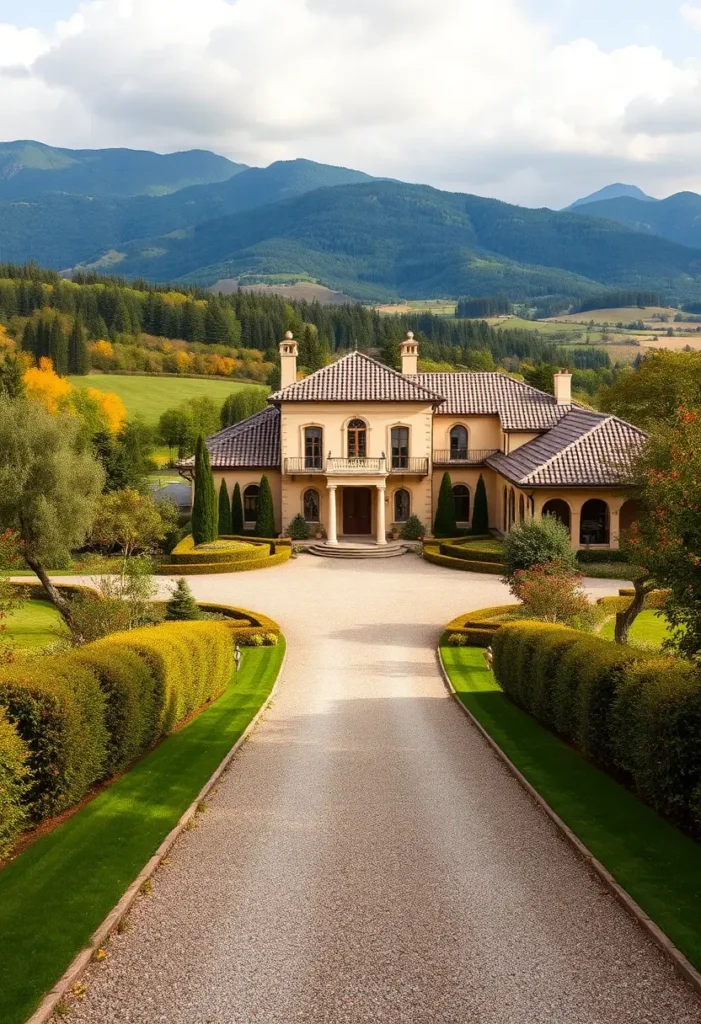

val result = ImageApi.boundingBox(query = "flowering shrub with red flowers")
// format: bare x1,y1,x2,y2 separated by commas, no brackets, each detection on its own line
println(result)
508,560,590,625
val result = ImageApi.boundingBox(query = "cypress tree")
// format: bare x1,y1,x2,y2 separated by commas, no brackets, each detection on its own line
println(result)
434,471,456,538
50,317,68,376
218,477,232,536
472,473,489,534
231,482,244,534
0,355,25,399
191,436,218,545
68,316,89,375
254,474,276,537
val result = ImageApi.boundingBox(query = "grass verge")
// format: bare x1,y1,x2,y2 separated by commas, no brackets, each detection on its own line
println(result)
5,599,66,649
599,609,671,649
440,640,701,972
0,640,285,1024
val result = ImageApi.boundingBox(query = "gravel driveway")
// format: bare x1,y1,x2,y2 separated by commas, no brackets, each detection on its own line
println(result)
68,556,701,1024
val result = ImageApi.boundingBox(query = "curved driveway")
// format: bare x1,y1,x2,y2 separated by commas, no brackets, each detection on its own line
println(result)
71,556,701,1024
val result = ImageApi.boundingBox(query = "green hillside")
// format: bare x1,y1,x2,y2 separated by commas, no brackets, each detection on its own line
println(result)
0,140,245,200
571,191,701,251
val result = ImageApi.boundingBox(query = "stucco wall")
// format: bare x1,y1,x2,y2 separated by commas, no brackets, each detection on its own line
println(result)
213,470,283,534
431,414,502,452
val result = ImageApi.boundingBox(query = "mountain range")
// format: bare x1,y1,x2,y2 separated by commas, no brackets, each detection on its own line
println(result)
566,183,656,209
1,140,701,304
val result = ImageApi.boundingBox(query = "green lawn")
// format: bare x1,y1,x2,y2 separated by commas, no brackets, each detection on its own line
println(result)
0,641,285,1024
599,609,672,649
5,599,66,649
69,374,266,424
441,642,701,972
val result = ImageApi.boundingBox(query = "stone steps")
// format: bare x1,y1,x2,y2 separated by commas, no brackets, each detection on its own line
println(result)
307,542,407,559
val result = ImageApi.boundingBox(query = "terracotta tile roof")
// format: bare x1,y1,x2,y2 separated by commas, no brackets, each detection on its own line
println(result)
411,372,573,431
179,407,280,470
269,351,444,404
486,408,647,487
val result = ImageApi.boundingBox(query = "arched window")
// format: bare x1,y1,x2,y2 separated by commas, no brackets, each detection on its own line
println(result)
450,425,468,460
391,426,409,469
243,484,259,524
503,486,508,532
453,485,470,524
519,495,525,522
542,498,571,535
580,499,610,546
303,488,320,523
304,427,323,470
509,488,516,529
394,488,410,522
347,418,367,458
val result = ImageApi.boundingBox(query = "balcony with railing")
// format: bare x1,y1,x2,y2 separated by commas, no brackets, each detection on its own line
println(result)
389,457,429,475
326,457,388,475
284,457,326,474
433,448,500,466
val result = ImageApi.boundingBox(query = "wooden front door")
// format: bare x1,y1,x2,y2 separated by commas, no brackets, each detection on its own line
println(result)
343,488,372,535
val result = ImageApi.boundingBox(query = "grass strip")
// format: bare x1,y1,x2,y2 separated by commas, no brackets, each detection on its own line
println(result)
0,640,285,1024
440,640,701,972
5,599,66,649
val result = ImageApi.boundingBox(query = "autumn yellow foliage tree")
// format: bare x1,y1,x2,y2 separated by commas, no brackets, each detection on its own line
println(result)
23,358,126,433
23,357,73,414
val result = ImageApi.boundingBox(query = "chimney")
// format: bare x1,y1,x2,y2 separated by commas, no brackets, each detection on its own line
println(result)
400,331,419,375
279,331,298,390
553,369,572,405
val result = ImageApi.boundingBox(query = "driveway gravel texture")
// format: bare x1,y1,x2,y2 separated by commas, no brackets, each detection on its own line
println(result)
66,556,701,1024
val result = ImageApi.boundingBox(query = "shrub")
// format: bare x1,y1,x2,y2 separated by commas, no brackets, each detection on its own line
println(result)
447,633,467,647
0,659,108,820
254,475,276,537
472,473,489,533
0,708,30,858
231,482,244,534
96,621,233,734
67,646,159,774
218,479,232,536
400,515,426,541
577,549,630,564
191,436,218,545
439,542,504,564
434,472,456,538
508,561,589,625
286,513,309,540
68,590,133,644
166,578,202,621
502,515,577,581
613,659,701,832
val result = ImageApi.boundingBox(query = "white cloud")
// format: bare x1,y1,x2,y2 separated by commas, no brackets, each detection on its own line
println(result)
681,3,701,31
1,0,701,206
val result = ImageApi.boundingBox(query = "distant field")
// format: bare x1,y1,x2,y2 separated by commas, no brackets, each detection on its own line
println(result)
210,278,353,305
378,299,457,316
70,374,266,423
550,306,680,325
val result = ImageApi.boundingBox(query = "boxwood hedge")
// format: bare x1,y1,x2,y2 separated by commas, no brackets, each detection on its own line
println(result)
0,709,30,858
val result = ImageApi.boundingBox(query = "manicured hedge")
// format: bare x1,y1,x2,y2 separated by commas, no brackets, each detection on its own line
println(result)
491,621,701,835
157,549,291,575
424,545,504,574
0,709,29,858
577,549,630,564
438,542,505,565
170,535,268,565
0,660,108,822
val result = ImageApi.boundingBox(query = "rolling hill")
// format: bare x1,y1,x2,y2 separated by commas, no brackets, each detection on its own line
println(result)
570,191,701,252
0,140,245,200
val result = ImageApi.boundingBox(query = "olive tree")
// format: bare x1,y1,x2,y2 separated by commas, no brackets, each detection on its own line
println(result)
0,396,104,625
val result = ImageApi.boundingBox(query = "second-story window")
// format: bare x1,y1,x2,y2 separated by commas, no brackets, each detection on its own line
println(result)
391,426,409,469
450,425,468,460
304,427,323,469
347,419,367,458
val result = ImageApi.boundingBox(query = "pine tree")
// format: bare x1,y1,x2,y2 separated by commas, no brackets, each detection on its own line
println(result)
0,355,25,398
218,478,232,535
166,578,202,621
68,316,89,375
254,474,276,537
231,482,244,534
50,317,68,376
472,473,489,534
191,436,218,545
434,472,456,538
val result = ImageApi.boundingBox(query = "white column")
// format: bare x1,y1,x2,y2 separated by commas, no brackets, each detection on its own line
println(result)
327,485,338,545
376,485,387,545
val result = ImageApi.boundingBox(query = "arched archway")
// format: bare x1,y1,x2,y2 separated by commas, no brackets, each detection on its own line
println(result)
580,499,610,546
243,484,259,525
620,499,640,535
542,498,571,535
453,485,470,524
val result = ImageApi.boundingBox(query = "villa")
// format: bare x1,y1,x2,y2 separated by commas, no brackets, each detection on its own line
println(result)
192,332,646,549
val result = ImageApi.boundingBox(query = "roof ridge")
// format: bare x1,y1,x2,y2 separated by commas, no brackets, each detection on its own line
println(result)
518,411,611,483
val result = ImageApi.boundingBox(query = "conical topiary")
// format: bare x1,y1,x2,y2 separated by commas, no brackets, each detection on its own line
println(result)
472,473,489,534
191,435,218,545
166,578,202,621
286,513,309,540
434,471,456,538
254,474,276,537
218,478,232,536
231,482,244,534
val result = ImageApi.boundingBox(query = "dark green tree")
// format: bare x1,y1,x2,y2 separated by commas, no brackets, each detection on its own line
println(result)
472,473,489,534
165,578,202,621
218,478,232,535
49,317,68,376
434,471,456,538
220,387,268,427
191,436,218,545
68,316,89,375
0,356,25,399
231,482,244,534
254,474,276,537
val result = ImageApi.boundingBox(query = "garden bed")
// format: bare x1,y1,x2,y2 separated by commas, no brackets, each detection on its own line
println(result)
159,535,291,574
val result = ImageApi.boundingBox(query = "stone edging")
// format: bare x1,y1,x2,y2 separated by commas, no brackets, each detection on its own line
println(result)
436,644,701,1000
25,644,288,1024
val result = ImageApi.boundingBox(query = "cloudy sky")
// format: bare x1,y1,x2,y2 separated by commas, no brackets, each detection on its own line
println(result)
1,0,700,207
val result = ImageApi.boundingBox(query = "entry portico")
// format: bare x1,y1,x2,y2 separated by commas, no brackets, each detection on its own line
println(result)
326,476,387,546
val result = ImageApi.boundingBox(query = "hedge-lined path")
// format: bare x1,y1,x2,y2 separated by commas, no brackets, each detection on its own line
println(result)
65,558,701,1024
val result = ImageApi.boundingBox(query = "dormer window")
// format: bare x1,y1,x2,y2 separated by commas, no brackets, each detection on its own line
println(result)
348,419,367,458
